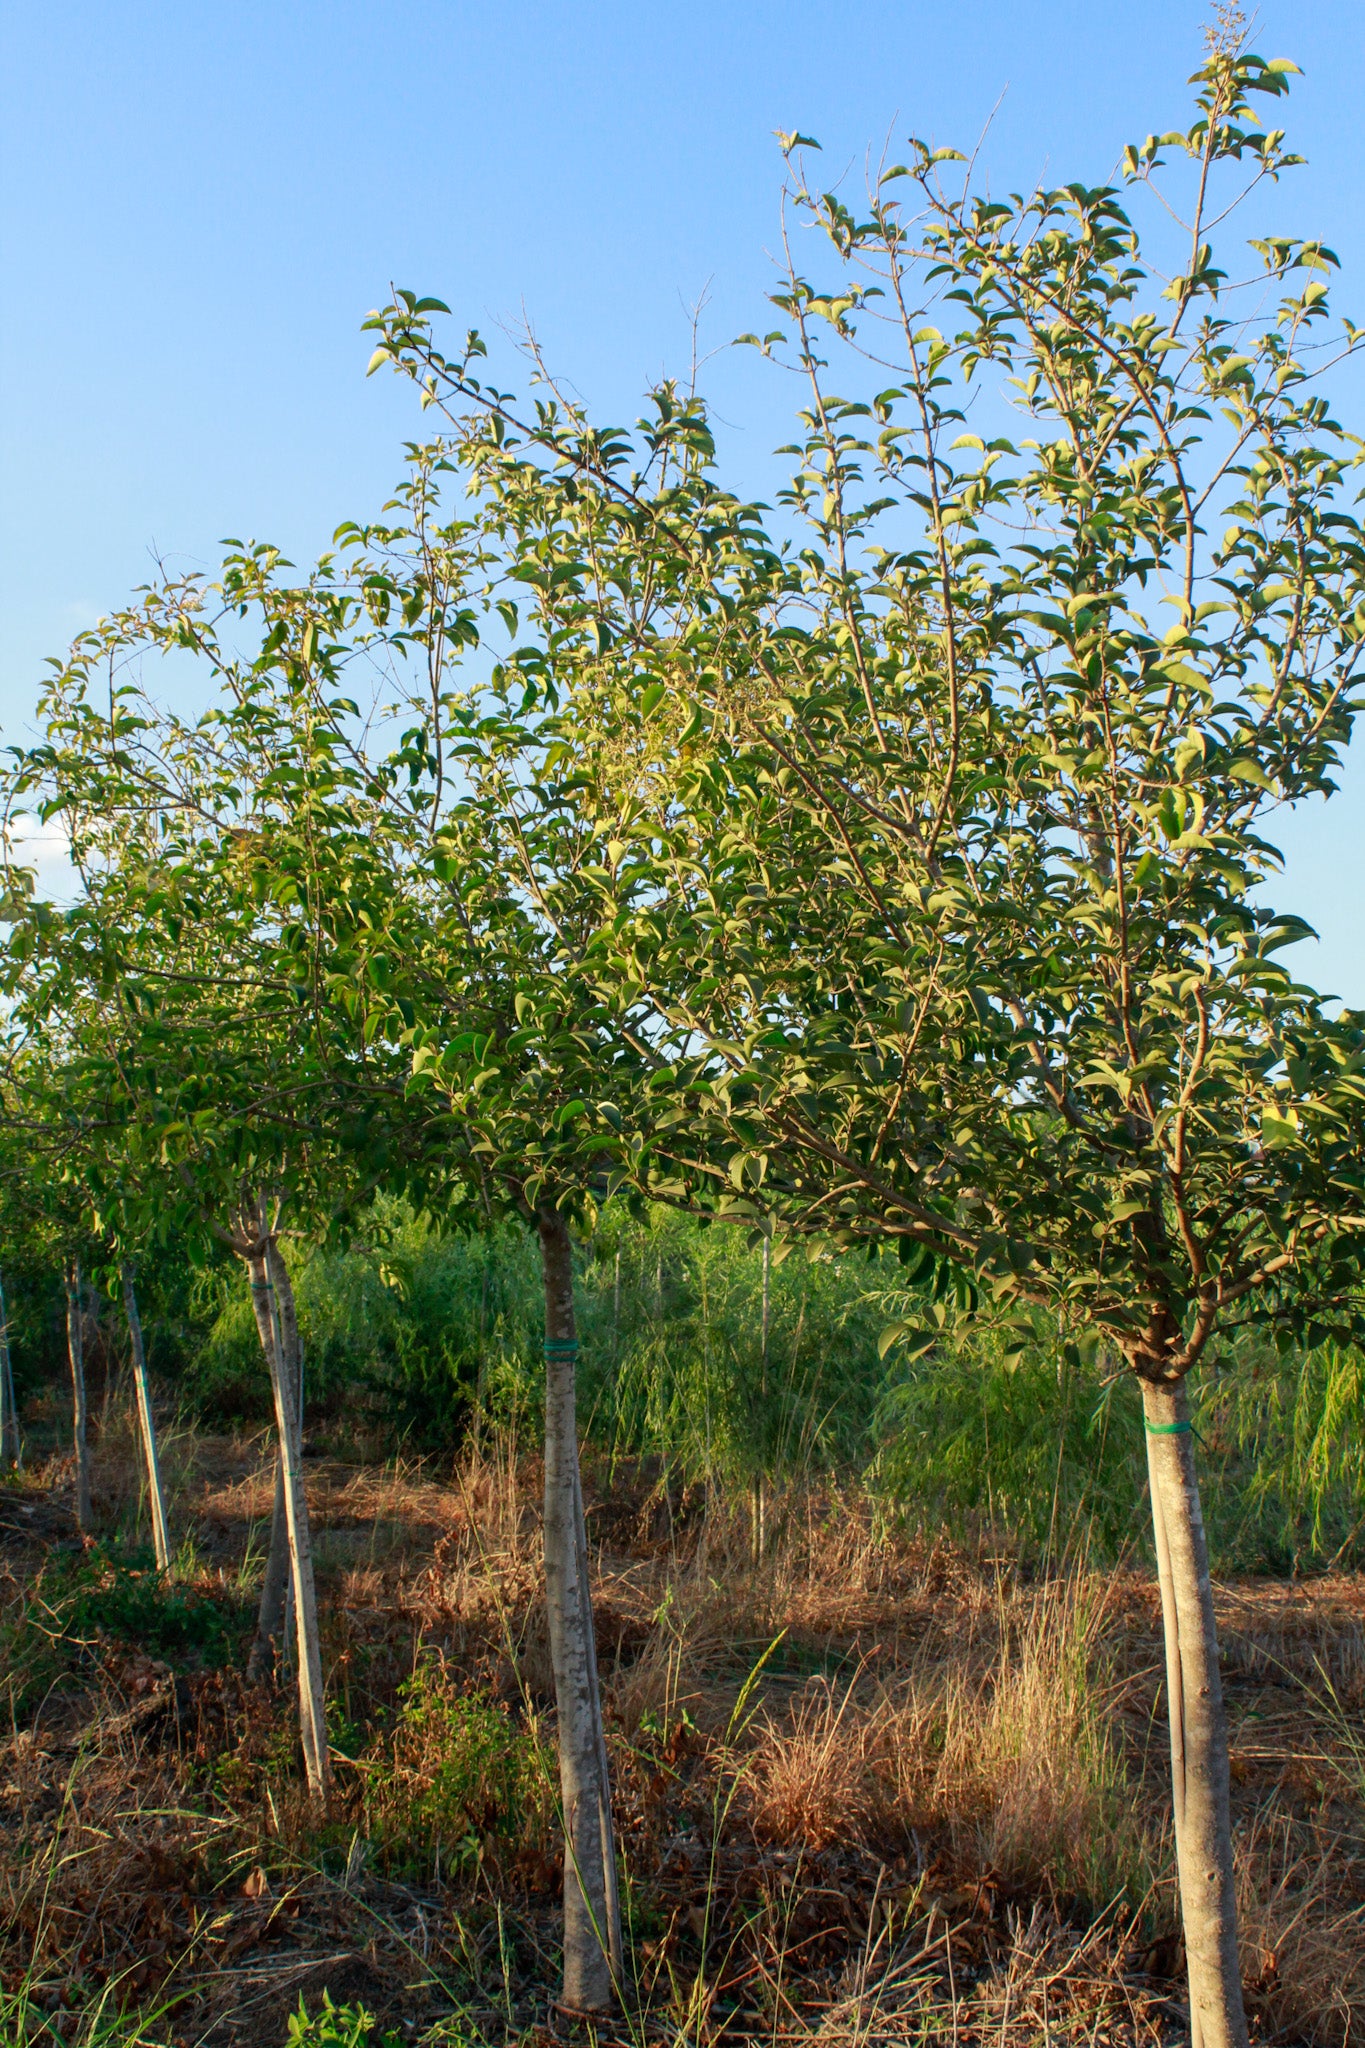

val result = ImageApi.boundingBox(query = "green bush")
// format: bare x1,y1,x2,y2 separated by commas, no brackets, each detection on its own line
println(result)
363,1659,554,1881
0,1544,243,1723
77,1191,1365,1576
69,1547,241,1665
182,1203,541,1445
286,1994,401,2048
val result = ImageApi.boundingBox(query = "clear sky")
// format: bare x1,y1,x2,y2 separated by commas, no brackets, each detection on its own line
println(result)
3,1,1363,997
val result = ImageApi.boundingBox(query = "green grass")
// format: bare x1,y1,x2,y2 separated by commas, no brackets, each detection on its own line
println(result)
63,1195,1365,1578
0,1540,246,1727
67,1545,242,1664
0,1977,184,2048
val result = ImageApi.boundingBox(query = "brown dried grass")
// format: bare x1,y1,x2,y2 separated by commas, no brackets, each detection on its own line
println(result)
1,1410,1363,2042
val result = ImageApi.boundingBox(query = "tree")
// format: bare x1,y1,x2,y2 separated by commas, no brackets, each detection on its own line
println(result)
365,31,1365,2040
4,622,431,1805
9,500,645,2005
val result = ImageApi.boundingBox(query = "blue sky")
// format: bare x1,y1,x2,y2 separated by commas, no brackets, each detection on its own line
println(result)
3,1,1363,996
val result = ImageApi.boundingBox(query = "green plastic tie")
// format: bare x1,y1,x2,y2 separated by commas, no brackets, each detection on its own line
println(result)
543,1338,579,1356
1144,1418,1192,1436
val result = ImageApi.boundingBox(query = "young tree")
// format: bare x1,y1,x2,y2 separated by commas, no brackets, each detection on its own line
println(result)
8,510,649,2000
365,32,1365,2040
625,48,1365,2041
3,644,428,1805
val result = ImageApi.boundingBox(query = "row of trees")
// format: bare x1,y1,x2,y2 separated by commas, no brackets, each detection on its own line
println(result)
4,36,1364,2042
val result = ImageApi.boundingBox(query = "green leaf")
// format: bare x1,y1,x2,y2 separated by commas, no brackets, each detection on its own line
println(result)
877,1321,938,1361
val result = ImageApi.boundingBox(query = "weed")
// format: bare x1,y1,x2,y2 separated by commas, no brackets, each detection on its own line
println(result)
67,1547,241,1666
362,1656,554,1881
285,1993,404,2048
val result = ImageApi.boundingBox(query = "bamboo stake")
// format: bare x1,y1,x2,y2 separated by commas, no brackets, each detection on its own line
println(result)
121,1264,171,1571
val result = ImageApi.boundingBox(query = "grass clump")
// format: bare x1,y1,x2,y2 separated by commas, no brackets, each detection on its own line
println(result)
938,1576,1153,1913
0,1982,184,2048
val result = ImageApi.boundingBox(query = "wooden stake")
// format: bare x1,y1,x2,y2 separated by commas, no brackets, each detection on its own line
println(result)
122,1265,171,1571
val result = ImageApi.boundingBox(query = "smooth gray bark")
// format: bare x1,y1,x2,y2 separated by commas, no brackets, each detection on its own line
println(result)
122,1265,171,1572
245,1250,291,1680
1143,1377,1247,2048
64,1260,92,1534
0,1272,20,1469
267,1240,301,1660
246,1242,328,1802
245,1243,301,1680
538,1206,621,2013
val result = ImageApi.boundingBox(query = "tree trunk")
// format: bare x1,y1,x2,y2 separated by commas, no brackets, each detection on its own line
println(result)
248,1245,306,1679
244,1242,328,1803
245,1250,296,1679
122,1265,171,1572
0,1272,20,1469
65,1259,92,1534
267,1240,302,1660
1143,1377,1247,2048
538,1205,621,2013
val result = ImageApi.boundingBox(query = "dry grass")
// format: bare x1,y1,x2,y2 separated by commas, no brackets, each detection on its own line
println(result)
0,1403,1362,2044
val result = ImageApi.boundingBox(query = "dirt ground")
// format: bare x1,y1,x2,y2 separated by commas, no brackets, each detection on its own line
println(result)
1,1419,1362,2046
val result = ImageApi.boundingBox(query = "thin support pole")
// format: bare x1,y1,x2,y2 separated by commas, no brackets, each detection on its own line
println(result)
122,1264,171,1571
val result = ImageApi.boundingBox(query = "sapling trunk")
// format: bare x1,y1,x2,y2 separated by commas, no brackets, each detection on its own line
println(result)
121,1265,171,1572
267,1241,301,1661
246,1252,299,1679
246,1368,289,1677
538,1205,622,2013
0,1272,20,1469
244,1242,328,1801
64,1259,92,1534
1143,1377,1247,2048
753,1234,770,1566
